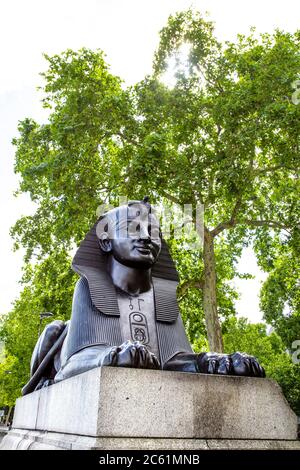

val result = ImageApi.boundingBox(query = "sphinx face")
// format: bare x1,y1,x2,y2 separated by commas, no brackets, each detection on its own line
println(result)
110,212,162,269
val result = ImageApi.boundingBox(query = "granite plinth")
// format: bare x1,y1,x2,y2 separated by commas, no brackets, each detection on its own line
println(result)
1,367,299,450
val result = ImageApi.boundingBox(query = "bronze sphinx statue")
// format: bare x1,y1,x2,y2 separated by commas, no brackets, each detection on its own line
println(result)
23,199,265,395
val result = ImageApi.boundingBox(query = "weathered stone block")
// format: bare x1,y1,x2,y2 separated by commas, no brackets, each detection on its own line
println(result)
10,367,297,442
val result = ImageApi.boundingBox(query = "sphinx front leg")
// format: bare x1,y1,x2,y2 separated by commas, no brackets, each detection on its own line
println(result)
197,352,265,377
163,352,199,373
54,341,160,382
101,340,160,370
163,351,265,377
54,345,113,382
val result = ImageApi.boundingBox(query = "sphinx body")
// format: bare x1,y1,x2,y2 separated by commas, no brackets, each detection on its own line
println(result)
23,200,265,395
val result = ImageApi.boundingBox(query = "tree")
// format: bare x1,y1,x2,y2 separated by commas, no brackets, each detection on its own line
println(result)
260,242,300,350
8,10,300,355
0,354,19,407
0,250,75,396
136,10,300,351
223,317,300,415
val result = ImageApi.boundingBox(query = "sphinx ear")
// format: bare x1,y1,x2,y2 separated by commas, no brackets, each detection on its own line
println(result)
98,233,112,253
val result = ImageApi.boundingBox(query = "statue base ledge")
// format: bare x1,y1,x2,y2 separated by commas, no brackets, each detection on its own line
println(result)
0,367,298,450
2,429,300,450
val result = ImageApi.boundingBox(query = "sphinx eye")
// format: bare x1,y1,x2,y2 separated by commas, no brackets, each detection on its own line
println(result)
149,225,159,239
136,223,140,232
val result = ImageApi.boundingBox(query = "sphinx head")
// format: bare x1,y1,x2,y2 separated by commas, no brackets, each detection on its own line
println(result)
96,198,162,269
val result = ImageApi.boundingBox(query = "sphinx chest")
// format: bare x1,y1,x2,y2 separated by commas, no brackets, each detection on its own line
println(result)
116,286,160,361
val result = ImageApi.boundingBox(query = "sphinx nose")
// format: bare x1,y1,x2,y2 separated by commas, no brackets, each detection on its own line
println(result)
139,224,151,241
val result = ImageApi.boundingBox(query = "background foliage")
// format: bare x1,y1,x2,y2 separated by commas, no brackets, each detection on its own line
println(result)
0,10,299,414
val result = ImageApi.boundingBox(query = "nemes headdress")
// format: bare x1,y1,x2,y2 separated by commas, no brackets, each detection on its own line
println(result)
72,198,180,323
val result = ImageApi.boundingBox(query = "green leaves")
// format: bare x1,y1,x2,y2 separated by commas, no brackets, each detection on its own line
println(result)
1,9,300,407
153,9,220,79
0,250,76,397
260,249,300,348
224,317,300,415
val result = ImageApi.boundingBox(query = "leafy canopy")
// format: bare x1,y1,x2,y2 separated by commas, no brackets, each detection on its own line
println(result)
1,9,299,409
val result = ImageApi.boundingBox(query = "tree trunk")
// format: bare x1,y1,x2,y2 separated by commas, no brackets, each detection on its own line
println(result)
5,406,12,427
203,228,224,352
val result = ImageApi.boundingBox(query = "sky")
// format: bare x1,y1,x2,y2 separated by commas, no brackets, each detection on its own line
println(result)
0,0,299,322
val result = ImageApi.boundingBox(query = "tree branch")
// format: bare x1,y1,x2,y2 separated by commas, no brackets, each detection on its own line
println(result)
241,219,290,231
211,210,291,237
116,131,139,147
160,190,182,205
254,165,299,176
177,278,204,302
211,198,242,237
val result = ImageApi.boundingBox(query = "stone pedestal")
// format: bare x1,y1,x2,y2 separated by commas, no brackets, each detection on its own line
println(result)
1,367,299,450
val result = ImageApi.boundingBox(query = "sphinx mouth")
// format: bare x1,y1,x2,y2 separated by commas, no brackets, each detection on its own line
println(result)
134,246,152,254
133,243,156,255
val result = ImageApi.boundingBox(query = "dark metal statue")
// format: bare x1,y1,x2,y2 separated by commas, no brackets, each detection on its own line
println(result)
23,198,265,395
